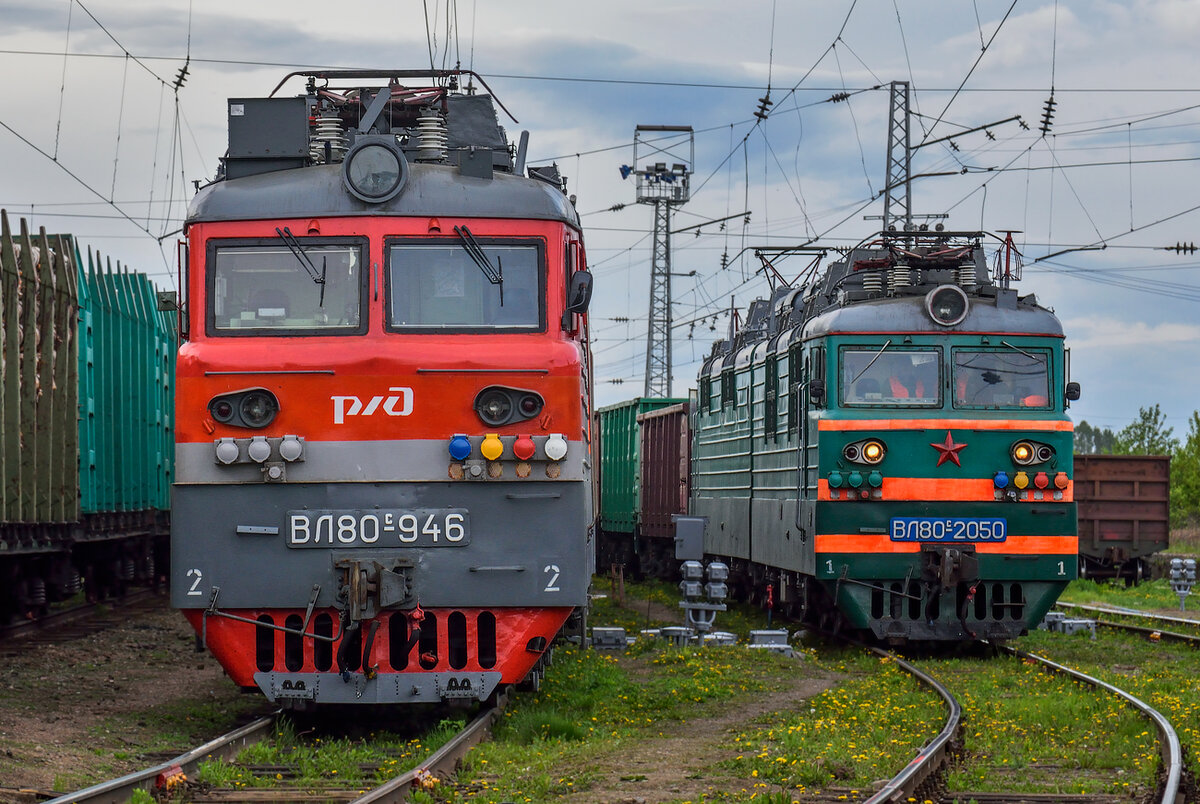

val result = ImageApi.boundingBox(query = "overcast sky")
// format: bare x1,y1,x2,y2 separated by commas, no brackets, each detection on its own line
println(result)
2,0,1199,435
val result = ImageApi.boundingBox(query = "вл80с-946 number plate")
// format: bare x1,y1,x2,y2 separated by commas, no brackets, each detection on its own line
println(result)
889,517,1006,542
286,509,469,548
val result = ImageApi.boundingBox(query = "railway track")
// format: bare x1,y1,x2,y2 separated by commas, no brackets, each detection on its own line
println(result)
0,587,164,643
42,694,506,804
870,643,1187,804
1056,602,1200,646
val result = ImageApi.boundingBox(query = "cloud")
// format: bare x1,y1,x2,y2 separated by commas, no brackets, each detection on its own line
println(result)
1063,315,1200,349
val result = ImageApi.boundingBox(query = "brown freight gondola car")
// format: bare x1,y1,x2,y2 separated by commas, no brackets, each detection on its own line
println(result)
1074,454,1169,583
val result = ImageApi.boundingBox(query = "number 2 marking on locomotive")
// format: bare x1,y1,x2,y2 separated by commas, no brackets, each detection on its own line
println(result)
543,565,561,592
186,568,204,596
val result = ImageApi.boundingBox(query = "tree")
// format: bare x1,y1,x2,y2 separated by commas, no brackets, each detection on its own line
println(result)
1170,411,1200,528
1075,420,1116,454
1113,404,1179,455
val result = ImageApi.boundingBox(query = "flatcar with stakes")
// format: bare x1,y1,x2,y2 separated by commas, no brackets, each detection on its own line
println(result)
170,70,595,706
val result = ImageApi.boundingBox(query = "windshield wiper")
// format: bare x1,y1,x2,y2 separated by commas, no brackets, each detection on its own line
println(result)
851,339,892,384
276,226,328,306
453,224,504,306
1000,340,1041,361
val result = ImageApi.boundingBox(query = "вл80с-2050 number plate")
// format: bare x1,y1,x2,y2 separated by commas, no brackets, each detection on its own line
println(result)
889,516,1006,542
286,509,469,548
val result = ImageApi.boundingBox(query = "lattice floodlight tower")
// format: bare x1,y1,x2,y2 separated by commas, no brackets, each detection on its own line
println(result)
624,125,693,397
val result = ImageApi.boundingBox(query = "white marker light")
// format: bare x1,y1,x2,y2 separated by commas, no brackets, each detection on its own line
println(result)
545,433,568,461
215,438,239,465
279,435,304,462
247,436,272,463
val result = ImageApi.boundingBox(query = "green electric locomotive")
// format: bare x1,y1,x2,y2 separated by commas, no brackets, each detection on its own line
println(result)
692,230,1078,641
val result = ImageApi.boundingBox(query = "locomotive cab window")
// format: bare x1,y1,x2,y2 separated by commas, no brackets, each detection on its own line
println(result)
207,239,367,335
385,238,544,332
952,347,1052,409
840,347,941,407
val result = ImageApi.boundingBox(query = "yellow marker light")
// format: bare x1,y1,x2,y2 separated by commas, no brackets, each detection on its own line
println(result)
1012,442,1034,464
480,433,504,461
1014,471,1030,490
862,441,884,464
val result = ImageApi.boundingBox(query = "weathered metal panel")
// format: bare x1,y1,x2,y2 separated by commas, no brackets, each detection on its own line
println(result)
0,212,18,521
637,402,690,540
78,259,176,515
17,220,39,520
597,397,683,534
1075,454,1170,561
77,247,98,513
0,215,80,526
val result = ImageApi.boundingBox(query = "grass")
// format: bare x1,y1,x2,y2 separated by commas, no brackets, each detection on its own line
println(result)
1170,527,1200,555
913,648,1158,796
721,647,942,795
430,620,817,802
195,715,467,789
591,575,778,636
1019,625,1200,782
1059,578,1197,614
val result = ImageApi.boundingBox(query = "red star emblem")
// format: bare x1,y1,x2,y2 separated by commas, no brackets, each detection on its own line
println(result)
931,431,967,467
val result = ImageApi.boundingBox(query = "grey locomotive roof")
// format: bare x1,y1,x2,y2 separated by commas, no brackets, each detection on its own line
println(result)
803,295,1064,338
186,161,579,227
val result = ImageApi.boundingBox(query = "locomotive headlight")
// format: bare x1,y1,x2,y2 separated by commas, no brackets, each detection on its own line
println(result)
342,137,408,203
1011,441,1036,465
861,440,885,464
473,386,544,427
925,284,970,326
475,389,513,426
209,388,278,429
239,391,279,428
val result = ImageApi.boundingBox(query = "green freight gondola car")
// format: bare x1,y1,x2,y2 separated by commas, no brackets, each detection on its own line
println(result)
596,396,683,571
0,210,175,622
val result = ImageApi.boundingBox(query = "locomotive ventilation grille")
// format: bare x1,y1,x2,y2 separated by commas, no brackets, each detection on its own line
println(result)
254,611,498,673
870,582,1026,623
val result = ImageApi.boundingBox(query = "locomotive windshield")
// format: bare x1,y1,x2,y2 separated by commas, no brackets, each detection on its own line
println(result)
840,347,941,407
952,348,1051,409
386,239,543,331
208,240,366,335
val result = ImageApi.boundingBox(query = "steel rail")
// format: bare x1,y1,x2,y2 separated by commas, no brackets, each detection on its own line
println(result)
1091,619,1200,647
1057,601,1200,630
349,690,508,803
44,713,278,804
0,587,162,642
1001,646,1183,804
862,647,962,804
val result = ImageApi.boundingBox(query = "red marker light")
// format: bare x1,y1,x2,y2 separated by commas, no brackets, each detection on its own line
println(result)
513,434,536,461
1034,471,1049,489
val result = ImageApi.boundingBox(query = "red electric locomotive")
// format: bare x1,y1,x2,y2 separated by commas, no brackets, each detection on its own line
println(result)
170,70,595,706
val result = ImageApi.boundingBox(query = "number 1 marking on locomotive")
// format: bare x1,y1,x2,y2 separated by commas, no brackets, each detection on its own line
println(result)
543,564,561,592
825,560,834,574
186,568,204,596
1057,561,1066,576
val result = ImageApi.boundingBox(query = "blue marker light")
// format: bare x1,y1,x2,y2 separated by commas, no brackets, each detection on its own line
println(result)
449,434,472,461
994,471,1009,489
